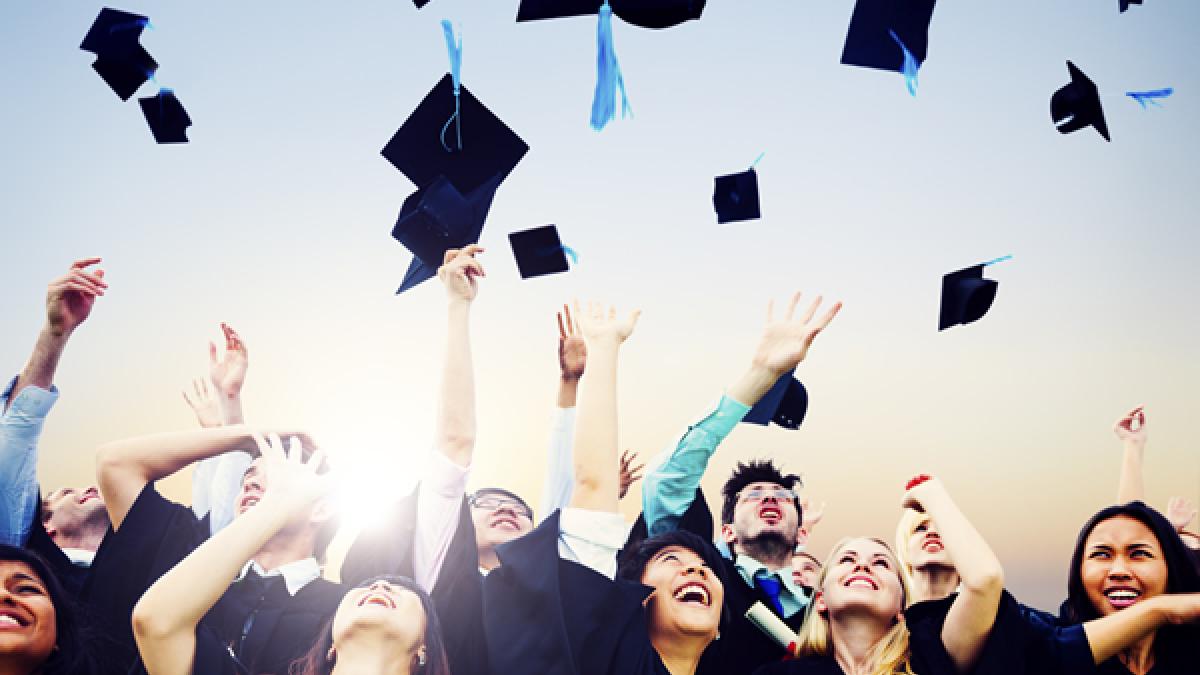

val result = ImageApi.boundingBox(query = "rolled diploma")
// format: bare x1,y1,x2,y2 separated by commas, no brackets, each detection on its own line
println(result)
745,601,799,652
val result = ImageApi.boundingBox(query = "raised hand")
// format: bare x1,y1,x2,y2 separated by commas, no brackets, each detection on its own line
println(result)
438,245,486,303
45,257,107,335
618,449,645,500
182,378,221,428
573,300,640,348
1167,497,1197,533
1113,405,1147,446
251,433,332,512
800,496,826,531
557,304,587,381
208,323,248,400
901,474,946,513
752,292,841,376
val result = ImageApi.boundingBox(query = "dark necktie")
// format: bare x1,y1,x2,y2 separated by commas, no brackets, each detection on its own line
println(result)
229,568,284,663
756,574,784,615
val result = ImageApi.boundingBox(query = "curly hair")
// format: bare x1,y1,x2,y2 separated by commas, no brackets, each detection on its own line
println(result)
720,459,803,526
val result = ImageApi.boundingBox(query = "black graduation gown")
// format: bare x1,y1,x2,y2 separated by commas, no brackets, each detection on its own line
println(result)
482,511,671,675
86,483,343,675
340,486,488,675
630,489,807,675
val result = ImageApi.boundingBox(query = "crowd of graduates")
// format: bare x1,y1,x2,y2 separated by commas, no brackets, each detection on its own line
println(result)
2,254,1199,675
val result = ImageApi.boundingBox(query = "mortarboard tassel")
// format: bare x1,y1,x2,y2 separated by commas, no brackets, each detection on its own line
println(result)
590,1,631,131
1125,87,1173,109
983,254,1013,267
109,17,153,34
440,19,463,152
888,30,919,97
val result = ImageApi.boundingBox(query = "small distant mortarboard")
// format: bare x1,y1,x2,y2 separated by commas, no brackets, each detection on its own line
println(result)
80,7,158,100
841,0,936,73
516,0,706,29
508,225,571,279
1051,61,1110,142
713,167,761,225
138,89,191,143
744,373,808,430
1119,0,1143,12
939,258,1009,331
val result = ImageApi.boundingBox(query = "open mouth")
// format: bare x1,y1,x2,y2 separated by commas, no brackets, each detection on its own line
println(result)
921,539,943,553
77,487,101,505
0,611,28,628
239,494,262,512
758,505,782,525
844,574,879,590
357,592,397,610
490,516,520,531
672,581,712,607
1104,587,1142,609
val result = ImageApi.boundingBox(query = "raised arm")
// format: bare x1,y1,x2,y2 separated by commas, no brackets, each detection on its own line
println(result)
642,291,841,535
435,246,483,468
1113,406,1147,504
1,258,106,546
542,305,586,516
131,434,330,675
902,475,1005,674
568,301,639,514
1081,592,1200,663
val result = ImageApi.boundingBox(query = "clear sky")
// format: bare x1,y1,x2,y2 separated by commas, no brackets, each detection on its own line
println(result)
2,1,1197,610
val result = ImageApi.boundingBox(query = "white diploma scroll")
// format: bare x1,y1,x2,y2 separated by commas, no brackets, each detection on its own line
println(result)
744,601,800,652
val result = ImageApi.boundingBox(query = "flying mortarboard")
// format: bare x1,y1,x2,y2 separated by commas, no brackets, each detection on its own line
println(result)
1051,61,1110,142
508,225,572,279
80,8,158,100
713,156,762,225
743,373,808,430
841,0,936,73
516,0,706,30
138,89,191,143
938,256,1009,331
394,173,503,294
1119,0,1143,12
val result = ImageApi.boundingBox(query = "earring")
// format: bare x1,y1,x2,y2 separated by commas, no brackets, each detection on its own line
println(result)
714,631,721,641
326,646,336,662
417,648,427,667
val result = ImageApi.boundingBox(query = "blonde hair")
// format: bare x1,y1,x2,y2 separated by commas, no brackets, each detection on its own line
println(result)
794,537,917,675
894,508,930,599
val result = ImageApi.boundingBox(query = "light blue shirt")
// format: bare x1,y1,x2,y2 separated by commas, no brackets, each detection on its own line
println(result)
642,394,750,537
735,552,810,618
0,376,59,546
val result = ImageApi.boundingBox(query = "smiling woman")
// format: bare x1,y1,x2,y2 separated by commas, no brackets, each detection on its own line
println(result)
0,545,98,675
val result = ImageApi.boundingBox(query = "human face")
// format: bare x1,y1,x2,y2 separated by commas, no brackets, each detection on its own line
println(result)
470,492,533,554
642,545,724,642
236,459,268,517
0,561,57,670
1080,516,1168,616
727,482,799,550
906,516,949,570
792,553,821,588
816,538,904,621
333,579,426,653
42,486,108,538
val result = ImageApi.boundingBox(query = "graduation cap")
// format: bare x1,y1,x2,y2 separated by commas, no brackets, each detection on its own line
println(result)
1119,0,1143,12
938,257,1009,331
841,0,936,73
394,173,503,294
80,8,158,100
743,373,808,430
508,225,571,279
1051,61,1110,142
516,0,706,30
713,167,761,225
138,90,191,143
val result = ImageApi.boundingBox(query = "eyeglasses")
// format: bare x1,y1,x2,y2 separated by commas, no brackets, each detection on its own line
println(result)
469,495,533,520
737,487,797,503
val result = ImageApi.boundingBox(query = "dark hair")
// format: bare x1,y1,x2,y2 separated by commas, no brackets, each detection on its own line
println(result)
720,459,802,526
469,487,533,519
0,545,101,675
289,575,450,675
617,530,732,629
1063,502,1200,668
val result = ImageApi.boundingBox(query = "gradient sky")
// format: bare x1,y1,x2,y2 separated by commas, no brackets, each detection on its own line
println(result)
2,1,1197,610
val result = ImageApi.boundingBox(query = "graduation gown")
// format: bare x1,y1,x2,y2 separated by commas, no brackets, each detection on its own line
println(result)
482,511,673,675
340,487,489,675
86,483,342,675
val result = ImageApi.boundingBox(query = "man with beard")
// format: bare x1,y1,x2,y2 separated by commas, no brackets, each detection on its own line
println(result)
637,291,841,675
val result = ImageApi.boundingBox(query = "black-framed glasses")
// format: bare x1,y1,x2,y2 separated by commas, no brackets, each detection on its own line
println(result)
469,494,533,520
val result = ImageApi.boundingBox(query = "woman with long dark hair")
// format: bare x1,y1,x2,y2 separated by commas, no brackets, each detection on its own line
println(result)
0,544,99,675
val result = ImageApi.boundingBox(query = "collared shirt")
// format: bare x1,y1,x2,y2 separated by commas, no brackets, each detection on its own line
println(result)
414,450,471,592
540,406,577,520
61,548,96,567
483,508,630,579
235,557,322,597
642,394,750,537
734,552,810,618
0,376,59,547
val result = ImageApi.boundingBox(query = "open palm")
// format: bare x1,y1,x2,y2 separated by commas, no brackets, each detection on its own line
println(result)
753,292,842,374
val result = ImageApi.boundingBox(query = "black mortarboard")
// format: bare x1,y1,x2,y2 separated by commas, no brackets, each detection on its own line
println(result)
743,373,808,430
841,0,936,72
1051,61,1110,142
713,168,761,224
516,0,706,29
80,8,158,101
938,264,998,331
1119,0,1143,12
381,74,529,196
394,173,503,294
508,225,570,279
138,90,191,143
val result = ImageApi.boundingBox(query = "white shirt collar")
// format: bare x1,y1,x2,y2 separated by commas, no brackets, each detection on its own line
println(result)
236,557,321,596
61,548,95,567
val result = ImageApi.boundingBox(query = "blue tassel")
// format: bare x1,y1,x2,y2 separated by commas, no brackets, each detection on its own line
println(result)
1125,87,1173,109
590,1,631,131
109,17,152,34
889,29,919,97
983,254,1013,267
440,19,463,152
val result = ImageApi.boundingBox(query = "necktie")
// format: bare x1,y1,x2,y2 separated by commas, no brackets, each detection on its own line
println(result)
756,574,784,615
